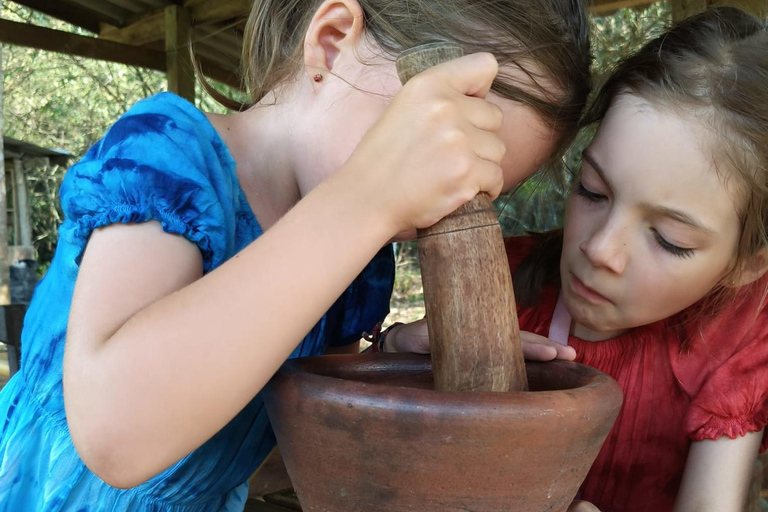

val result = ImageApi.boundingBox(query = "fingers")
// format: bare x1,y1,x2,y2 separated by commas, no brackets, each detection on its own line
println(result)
385,319,430,354
457,94,504,132
567,500,601,512
521,331,577,362
522,341,558,361
463,155,504,201
467,126,507,165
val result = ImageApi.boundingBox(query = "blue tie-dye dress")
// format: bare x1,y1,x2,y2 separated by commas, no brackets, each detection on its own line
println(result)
0,92,394,511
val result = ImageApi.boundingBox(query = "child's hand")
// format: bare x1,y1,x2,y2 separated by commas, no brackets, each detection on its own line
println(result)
342,52,506,236
567,500,601,512
520,331,577,362
385,318,577,362
383,318,429,353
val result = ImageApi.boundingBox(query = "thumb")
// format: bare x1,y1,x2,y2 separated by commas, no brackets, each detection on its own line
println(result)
425,52,499,99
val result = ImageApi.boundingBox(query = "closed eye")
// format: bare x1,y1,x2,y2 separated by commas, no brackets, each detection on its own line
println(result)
575,181,607,203
651,228,695,259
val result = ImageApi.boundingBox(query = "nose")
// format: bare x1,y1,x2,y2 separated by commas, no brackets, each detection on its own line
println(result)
579,216,628,275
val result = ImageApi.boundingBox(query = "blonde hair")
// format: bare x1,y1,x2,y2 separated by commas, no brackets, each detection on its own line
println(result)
205,0,592,147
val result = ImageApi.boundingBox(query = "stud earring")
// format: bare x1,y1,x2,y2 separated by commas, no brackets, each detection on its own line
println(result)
313,73,323,83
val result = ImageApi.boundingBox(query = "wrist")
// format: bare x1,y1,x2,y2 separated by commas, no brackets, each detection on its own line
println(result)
335,158,402,239
363,322,404,353
382,323,405,353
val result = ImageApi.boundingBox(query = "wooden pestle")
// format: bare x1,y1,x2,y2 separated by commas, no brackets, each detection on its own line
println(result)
395,43,528,392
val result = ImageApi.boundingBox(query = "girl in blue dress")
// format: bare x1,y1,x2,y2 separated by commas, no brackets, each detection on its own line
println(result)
0,0,592,510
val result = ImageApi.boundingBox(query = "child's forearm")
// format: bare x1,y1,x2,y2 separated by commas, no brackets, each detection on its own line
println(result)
64,170,394,489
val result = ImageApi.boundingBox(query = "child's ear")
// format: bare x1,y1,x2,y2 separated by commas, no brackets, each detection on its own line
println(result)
730,249,768,288
303,0,365,76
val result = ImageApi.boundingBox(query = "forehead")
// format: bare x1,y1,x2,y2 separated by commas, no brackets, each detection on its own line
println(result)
589,95,742,225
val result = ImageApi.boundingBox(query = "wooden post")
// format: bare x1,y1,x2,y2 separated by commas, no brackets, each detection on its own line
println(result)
9,158,18,246
0,19,9,306
165,5,195,102
396,43,528,393
13,158,31,247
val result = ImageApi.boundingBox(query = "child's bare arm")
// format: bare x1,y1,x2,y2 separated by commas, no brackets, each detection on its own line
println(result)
673,431,763,512
63,52,505,490
64,180,392,490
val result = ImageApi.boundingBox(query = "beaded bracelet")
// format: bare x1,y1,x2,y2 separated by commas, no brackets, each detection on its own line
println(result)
363,322,404,353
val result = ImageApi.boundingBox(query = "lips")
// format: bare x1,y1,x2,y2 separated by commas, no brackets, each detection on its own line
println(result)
569,273,611,303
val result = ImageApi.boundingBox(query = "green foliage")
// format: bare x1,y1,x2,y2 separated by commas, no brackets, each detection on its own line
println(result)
1,1,243,271
495,2,672,236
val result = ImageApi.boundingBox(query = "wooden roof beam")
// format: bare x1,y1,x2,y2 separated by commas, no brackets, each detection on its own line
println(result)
0,17,240,91
100,9,164,46
10,0,102,32
186,0,253,24
0,18,166,70
101,0,252,45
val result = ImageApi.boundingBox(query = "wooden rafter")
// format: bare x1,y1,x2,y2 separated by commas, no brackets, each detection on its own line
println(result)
0,18,165,70
8,0,102,32
0,17,242,90
100,0,252,46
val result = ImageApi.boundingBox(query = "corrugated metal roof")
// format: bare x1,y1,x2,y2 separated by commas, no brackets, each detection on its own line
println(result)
4,136,72,167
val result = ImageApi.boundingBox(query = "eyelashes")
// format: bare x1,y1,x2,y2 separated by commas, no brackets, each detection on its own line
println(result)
651,229,695,259
574,180,606,203
574,180,696,259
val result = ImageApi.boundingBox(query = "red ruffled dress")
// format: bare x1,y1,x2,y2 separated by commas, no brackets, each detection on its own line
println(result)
505,237,768,512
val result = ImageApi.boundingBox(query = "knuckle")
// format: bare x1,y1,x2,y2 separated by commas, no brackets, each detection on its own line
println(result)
406,74,429,92
451,154,473,178
427,99,456,122
440,127,467,148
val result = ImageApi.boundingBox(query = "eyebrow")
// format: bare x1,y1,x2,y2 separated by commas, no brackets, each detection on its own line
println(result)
582,150,715,235
641,204,716,235
582,150,613,189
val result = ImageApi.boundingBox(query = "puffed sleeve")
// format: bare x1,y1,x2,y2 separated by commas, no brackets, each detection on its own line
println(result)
59,93,240,272
681,287,768,450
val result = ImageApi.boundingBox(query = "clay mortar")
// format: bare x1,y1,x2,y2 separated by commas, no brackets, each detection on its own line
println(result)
263,353,622,512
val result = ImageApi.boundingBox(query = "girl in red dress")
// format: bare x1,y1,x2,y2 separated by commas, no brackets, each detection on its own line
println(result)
389,7,768,512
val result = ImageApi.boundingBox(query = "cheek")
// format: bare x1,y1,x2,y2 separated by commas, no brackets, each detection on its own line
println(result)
562,197,589,250
621,245,733,326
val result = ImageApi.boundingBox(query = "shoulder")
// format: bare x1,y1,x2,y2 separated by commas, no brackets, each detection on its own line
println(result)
86,92,232,170
679,280,768,369
62,92,238,206
59,93,243,270
675,280,768,443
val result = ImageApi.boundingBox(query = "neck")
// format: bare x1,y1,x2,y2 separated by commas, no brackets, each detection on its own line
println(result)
206,91,303,231
570,321,628,342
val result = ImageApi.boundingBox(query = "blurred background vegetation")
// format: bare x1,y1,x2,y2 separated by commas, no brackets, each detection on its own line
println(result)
1,0,671,318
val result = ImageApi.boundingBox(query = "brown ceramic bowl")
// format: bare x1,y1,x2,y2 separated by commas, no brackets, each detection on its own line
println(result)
263,353,622,512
